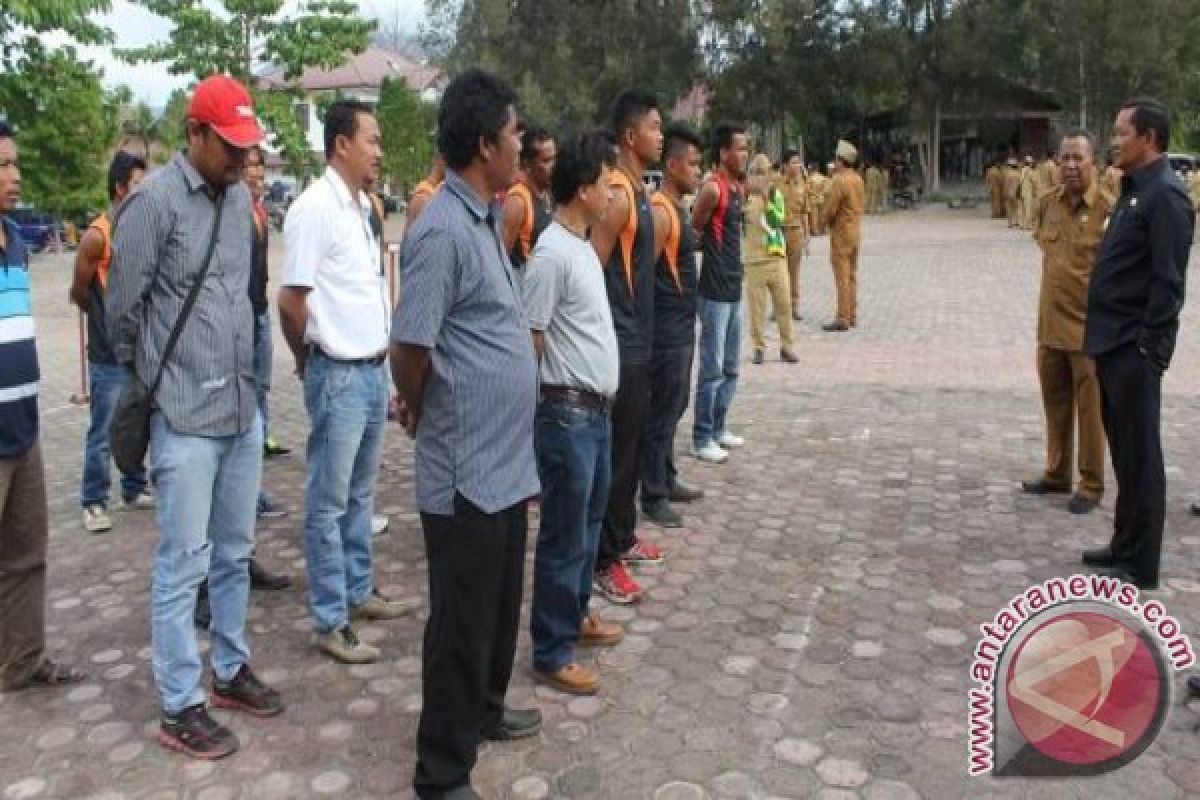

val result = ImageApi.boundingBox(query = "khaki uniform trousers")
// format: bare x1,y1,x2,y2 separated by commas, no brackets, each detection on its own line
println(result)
1037,345,1105,498
783,227,805,307
1006,196,1020,227
746,259,795,351
0,441,48,690
831,236,860,326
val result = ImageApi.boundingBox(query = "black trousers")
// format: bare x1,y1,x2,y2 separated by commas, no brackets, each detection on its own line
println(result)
640,343,695,507
414,494,527,799
1096,344,1166,584
597,359,651,569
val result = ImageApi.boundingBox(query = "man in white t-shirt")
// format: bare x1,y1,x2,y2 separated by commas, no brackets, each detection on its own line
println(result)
522,132,626,696
278,100,409,665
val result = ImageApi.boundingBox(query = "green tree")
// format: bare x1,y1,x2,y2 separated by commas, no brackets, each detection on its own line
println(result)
0,47,119,220
0,0,111,69
154,88,191,161
375,77,436,193
120,0,376,179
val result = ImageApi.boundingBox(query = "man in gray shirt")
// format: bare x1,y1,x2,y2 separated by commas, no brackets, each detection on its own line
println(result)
109,76,283,761
522,132,625,697
390,70,541,800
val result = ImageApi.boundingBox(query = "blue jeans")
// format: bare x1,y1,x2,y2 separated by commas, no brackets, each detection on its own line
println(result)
81,361,147,507
531,401,611,673
693,297,742,448
148,411,261,713
302,353,387,634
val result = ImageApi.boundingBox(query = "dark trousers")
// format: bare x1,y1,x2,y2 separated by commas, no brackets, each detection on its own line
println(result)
0,441,47,690
1096,344,1166,584
531,401,611,673
641,343,695,507
414,495,527,798
597,360,651,569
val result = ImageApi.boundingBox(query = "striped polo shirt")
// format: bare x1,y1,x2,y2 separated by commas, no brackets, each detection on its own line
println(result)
0,216,38,457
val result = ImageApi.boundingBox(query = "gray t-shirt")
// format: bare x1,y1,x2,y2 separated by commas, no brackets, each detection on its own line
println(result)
522,221,620,398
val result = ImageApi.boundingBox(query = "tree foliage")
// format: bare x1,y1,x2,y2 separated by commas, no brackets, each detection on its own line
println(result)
0,0,112,70
120,0,376,179
375,76,437,193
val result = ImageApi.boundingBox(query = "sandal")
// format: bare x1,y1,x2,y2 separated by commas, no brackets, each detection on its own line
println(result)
27,659,88,687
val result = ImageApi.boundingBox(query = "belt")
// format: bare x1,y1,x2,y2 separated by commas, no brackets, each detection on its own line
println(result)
540,385,612,413
309,345,386,366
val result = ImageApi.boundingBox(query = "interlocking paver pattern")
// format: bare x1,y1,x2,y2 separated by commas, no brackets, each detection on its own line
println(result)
4,208,1200,799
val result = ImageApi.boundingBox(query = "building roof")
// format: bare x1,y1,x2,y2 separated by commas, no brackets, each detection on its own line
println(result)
258,46,443,93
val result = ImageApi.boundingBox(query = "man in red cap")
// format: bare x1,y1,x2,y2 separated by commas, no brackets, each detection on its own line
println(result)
109,74,284,760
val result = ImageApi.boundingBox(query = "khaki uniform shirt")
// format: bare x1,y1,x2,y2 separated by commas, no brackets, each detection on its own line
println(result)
1188,172,1200,211
781,176,808,228
822,169,865,246
1004,167,1021,200
1036,159,1058,193
1033,181,1116,350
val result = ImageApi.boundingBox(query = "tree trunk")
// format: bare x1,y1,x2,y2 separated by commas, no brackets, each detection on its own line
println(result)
928,96,941,194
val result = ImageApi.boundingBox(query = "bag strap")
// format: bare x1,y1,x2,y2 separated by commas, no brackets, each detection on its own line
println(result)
149,191,225,396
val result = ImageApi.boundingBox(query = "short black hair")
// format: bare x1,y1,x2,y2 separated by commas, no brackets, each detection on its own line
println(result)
1060,128,1096,155
663,124,703,161
1120,96,1171,152
711,121,746,164
609,89,659,139
782,148,800,164
244,144,264,164
551,130,616,206
520,125,553,165
324,99,375,160
107,151,147,201
0,120,11,141
437,69,518,170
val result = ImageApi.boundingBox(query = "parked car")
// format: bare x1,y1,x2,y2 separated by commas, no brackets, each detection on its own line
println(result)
9,207,58,253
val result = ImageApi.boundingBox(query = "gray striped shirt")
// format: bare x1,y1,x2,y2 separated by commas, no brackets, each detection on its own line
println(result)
391,169,540,515
108,154,257,438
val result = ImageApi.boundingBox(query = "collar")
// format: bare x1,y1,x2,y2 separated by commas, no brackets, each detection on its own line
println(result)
1057,180,1099,211
444,169,491,223
175,153,211,195
323,166,368,212
1123,154,1169,191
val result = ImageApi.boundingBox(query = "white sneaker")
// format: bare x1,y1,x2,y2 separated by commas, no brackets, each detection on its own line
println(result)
371,515,390,536
83,504,113,533
116,490,155,511
717,431,745,449
693,442,729,464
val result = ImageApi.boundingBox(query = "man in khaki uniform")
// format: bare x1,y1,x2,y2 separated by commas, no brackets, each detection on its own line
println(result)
1003,157,1022,227
1018,155,1038,229
780,148,808,318
807,163,829,235
986,161,1006,218
1187,168,1200,211
1021,130,1115,514
865,163,886,214
1037,151,1059,194
744,154,799,364
821,140,865,331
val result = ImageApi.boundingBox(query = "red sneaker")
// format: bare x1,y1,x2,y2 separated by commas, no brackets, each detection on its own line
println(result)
620,537,664,566
593,562,642,604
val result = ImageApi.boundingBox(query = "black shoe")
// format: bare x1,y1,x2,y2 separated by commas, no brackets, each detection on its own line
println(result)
211,664,285,717
194,583,211,629
1096,566,1158,591
263,438,291,458
642,500,683,528
1188,675,1200,698
1082,547,1116,568
481,706,542,741
669,483,704,504
1191,503,1200,517
158,704,239,760
822,320,849,332
752,348,764,364
1067,494,1100,515
791,310,803,321
1021,478,1071,495
249,558,291,591
781,349,799,364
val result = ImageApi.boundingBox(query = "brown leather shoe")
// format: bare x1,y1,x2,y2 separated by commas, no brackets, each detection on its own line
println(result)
533,663,598,695
579,614,624,647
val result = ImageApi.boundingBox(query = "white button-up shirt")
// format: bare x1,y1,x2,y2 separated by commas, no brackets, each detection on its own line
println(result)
282,167,389,359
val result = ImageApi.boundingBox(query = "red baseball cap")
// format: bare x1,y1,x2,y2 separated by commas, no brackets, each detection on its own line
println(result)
187,75,265,148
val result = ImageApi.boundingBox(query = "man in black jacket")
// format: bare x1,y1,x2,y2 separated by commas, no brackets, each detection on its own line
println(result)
1081,97,1195,590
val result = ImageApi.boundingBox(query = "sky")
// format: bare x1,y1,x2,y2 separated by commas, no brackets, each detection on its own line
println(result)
69,0,427,108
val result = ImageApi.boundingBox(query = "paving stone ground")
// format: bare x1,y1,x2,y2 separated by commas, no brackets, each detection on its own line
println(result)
4,207,1200,799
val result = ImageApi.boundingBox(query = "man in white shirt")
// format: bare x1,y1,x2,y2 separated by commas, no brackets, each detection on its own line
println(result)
278,100,409,665
522,132,626,696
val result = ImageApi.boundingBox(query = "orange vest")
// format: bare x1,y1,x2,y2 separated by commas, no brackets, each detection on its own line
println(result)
88,213,113,289
609,169,640,295
507,182,537,260
650,192,683,291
